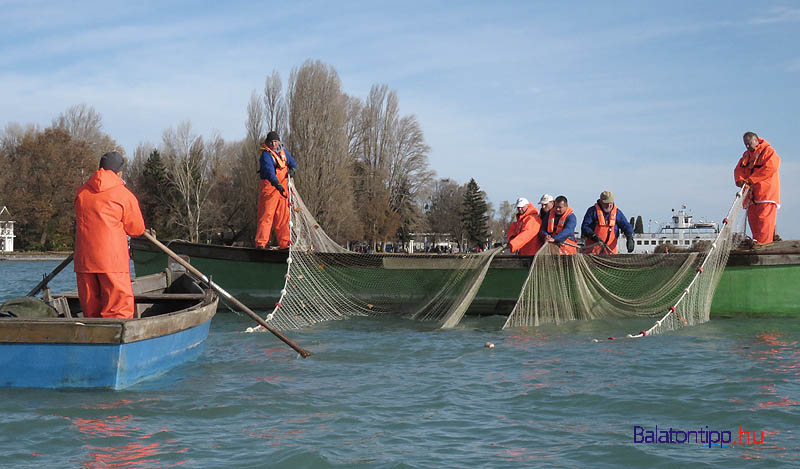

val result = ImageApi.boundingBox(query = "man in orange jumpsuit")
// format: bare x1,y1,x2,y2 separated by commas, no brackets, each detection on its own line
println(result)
507,197,543,255
542,195,579,255
74,151,145,318
734,132,781,245
256,131,298,249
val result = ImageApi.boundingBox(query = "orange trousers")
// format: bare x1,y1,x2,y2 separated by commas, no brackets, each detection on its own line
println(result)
76,272,135,318
255,180,290,248
748,203,777,244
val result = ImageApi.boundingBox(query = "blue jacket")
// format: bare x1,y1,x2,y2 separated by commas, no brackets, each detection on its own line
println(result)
541,212,577,243
581,205,634,239
259,146,298,185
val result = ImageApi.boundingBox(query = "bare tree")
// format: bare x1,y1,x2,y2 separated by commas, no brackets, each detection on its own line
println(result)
160,121,213,242
1,122,39,155
350,84,433,245
246,90,265,145
287,59,361,242
223,91,267,244
263,70,287,138
51,104,119,154
491,200,515,242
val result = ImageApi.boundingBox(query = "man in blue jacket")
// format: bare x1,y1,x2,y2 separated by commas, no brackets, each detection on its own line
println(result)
542,195,579,254
581,190,635,254
256,131,298,249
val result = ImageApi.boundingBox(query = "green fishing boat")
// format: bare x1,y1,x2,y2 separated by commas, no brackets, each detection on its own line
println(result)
130,238,800,317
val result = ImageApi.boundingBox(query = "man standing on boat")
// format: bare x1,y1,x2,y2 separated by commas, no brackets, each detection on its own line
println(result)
735,132,781,245
256,131,298,249
74,151,145,318
507,197,543,255
542,195,578,254
581,190,635,254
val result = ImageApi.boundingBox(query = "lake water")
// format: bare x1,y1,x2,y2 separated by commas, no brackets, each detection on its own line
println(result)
0,260,798,468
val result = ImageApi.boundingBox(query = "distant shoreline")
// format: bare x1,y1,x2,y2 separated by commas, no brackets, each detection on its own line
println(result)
0,252,70,261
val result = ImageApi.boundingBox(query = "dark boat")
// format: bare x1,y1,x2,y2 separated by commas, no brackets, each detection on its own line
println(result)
129,238,800,317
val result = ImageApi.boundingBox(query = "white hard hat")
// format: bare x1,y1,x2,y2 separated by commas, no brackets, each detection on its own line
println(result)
515,197,530,208
539,194,554,205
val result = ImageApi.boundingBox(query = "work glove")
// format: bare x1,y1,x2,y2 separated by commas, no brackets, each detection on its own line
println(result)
626,235,635,253
288,167,296,178
272,181,286,197
590,232,600,242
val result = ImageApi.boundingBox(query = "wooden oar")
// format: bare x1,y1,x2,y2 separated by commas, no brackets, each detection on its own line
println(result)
141,231,311,358
27,253,74,296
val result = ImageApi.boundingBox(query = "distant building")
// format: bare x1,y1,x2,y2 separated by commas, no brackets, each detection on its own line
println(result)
0,206,15,252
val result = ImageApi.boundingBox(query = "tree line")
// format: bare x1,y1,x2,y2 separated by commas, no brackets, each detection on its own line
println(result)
0,60,506,251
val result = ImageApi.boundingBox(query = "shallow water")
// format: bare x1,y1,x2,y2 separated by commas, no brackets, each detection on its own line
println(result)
0,261,798,468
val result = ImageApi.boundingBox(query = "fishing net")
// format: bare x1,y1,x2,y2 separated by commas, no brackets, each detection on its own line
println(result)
256,179,501,330
503,187,749,336
253,178,747,336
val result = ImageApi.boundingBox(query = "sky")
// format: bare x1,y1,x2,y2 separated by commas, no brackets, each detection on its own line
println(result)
1,0,798,237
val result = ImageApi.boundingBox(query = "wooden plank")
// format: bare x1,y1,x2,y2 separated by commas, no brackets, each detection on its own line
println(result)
0,320,123,344
134,293,207,302
131,271,169,294
120,299,217,343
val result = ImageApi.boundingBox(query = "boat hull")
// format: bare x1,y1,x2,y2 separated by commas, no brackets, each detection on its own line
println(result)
0,270,218,389
130,239,800,317
0,321,210,389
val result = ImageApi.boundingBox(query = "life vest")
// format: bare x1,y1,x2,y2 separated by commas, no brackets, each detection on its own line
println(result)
262,144,287,169
585,203,618,254
547,206,573,235
262,144,288,183
546,207,577,255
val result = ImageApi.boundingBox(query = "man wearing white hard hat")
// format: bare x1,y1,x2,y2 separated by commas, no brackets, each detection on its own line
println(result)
506,197,543,255
538,194,555,222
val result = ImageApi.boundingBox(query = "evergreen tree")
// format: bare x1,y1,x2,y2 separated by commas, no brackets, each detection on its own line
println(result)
460,178,489,249
139,149,173,236
635,215,644,234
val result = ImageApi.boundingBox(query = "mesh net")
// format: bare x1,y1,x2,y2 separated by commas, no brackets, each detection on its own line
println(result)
252,180,748,337
503,187,749,336
257,179,501,330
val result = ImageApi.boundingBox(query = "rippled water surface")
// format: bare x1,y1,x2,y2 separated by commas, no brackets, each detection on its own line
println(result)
1,260,798,467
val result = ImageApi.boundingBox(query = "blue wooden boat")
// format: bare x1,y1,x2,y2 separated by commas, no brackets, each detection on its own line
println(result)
0,266,218,389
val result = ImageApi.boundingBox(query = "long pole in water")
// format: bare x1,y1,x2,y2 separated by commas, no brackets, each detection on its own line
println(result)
141,231,311,358
27,253,74,297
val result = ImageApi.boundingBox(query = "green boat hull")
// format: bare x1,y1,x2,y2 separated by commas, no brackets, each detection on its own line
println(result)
131,239,800,317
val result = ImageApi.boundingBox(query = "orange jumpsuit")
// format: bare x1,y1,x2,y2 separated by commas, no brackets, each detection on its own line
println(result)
74,169,145,318
255,146,290,248
507,203,543,255
734,138,781,244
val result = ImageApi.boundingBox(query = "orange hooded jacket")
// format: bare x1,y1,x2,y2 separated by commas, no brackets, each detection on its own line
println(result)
734,138,781,206
74,169,145,273
507,203,543,255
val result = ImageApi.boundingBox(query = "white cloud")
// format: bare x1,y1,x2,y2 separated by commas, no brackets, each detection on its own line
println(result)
750,7,800,24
